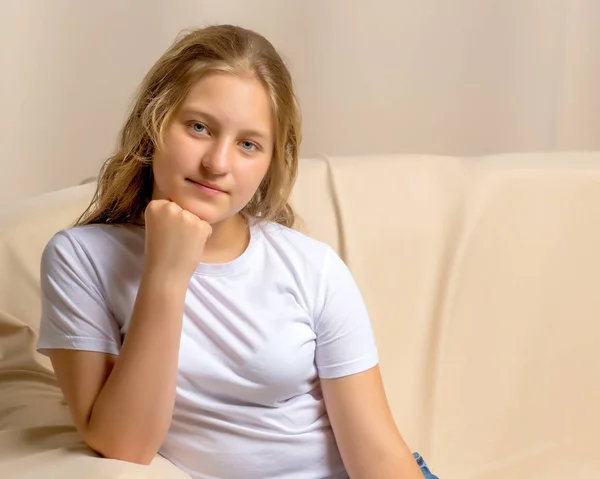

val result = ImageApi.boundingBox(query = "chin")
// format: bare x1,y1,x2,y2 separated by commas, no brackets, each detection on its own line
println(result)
177,199,231,224
185,206,223,224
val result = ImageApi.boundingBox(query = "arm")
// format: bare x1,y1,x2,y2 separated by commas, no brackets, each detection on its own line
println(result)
49,271,188,464
322,367,423,479
313,248,423,478
45,200,211,464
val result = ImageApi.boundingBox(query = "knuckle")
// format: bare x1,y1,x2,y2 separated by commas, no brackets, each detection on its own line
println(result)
201,223,213,237
165,202,179,213
181,210,196,222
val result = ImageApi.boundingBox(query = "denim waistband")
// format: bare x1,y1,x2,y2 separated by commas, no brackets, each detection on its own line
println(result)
413,452,439,479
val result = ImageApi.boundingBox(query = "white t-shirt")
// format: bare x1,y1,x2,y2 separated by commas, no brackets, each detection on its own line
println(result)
37,220,379,479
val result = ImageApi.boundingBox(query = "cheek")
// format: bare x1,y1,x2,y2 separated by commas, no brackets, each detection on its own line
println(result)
151,152,167,185
152,152,176,192
236,158,271,190
153,134,196,178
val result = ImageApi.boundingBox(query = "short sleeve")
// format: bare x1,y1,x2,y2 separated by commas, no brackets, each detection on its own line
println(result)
37,230,121,356
314,247,379,379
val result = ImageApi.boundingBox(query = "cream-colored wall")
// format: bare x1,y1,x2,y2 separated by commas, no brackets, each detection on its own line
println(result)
2,0,599,204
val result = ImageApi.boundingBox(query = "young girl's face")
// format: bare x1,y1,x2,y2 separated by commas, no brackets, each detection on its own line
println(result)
152,72,274,225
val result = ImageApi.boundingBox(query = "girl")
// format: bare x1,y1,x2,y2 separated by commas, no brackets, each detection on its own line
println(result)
37,25,438,479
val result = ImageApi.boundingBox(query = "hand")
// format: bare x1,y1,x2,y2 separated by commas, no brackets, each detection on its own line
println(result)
143,200,212,281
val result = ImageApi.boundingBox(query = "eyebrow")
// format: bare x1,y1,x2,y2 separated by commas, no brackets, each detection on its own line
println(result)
179,107,272,142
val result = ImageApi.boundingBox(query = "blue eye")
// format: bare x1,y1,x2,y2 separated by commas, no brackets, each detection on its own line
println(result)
191,123,206,134
240,141,257,152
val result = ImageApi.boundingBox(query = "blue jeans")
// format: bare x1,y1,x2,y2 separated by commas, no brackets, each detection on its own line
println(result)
414,453,439,478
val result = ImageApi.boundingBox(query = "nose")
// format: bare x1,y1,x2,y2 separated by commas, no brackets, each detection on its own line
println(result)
201,139,231,175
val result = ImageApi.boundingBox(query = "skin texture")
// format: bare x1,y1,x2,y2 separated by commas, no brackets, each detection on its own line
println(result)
322,368,424,478
48,73,422,478
152,72,274,263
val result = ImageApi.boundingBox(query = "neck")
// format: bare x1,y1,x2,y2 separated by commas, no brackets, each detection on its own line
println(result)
201,213,250,264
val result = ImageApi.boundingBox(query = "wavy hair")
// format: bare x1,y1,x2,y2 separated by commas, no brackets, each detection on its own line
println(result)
77,25,301,227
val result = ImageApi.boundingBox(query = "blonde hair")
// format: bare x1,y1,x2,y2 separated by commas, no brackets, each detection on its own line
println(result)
77,25,301,227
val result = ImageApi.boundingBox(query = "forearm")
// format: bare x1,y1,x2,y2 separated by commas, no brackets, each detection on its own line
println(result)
346,438,423,479
85,271,188,463
366,450,424,479
322,370,424,479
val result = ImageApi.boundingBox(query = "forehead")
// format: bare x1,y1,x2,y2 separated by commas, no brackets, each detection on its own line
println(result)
179,73,273,132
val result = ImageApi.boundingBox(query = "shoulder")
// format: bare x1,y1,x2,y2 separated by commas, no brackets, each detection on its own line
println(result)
255,221,354,298
46,223,143,250
256,221,337,270
259,225,364,304
42,223,144,273
63,223,143,246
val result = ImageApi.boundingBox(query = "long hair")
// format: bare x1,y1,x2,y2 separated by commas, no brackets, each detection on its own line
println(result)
77,25,301,227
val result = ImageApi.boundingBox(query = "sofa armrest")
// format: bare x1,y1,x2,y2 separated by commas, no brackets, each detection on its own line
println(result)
0,427,191,479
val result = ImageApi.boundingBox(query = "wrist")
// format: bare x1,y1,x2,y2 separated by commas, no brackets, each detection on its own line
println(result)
141,266,191,294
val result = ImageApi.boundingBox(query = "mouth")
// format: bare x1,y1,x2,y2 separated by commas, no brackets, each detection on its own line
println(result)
187,178,226,195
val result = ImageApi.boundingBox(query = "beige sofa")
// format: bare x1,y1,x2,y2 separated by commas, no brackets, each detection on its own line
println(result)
1,152,599,479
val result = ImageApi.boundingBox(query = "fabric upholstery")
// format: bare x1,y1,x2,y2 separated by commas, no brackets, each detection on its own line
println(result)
1,152,599,478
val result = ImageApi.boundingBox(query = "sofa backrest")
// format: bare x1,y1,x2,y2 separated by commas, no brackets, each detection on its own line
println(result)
1,152,599,477
0,158,338,430
325,152,600,477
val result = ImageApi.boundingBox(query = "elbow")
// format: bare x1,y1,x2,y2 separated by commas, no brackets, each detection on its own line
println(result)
82,430,158,465
98,447,156,466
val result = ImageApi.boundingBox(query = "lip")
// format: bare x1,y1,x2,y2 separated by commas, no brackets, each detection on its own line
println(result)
187,178,226,196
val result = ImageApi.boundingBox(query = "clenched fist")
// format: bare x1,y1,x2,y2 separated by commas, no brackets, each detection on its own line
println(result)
143,200,212,281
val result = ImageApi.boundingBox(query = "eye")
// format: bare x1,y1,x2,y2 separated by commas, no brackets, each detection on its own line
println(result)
190,122,207,134
240,140,258,152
